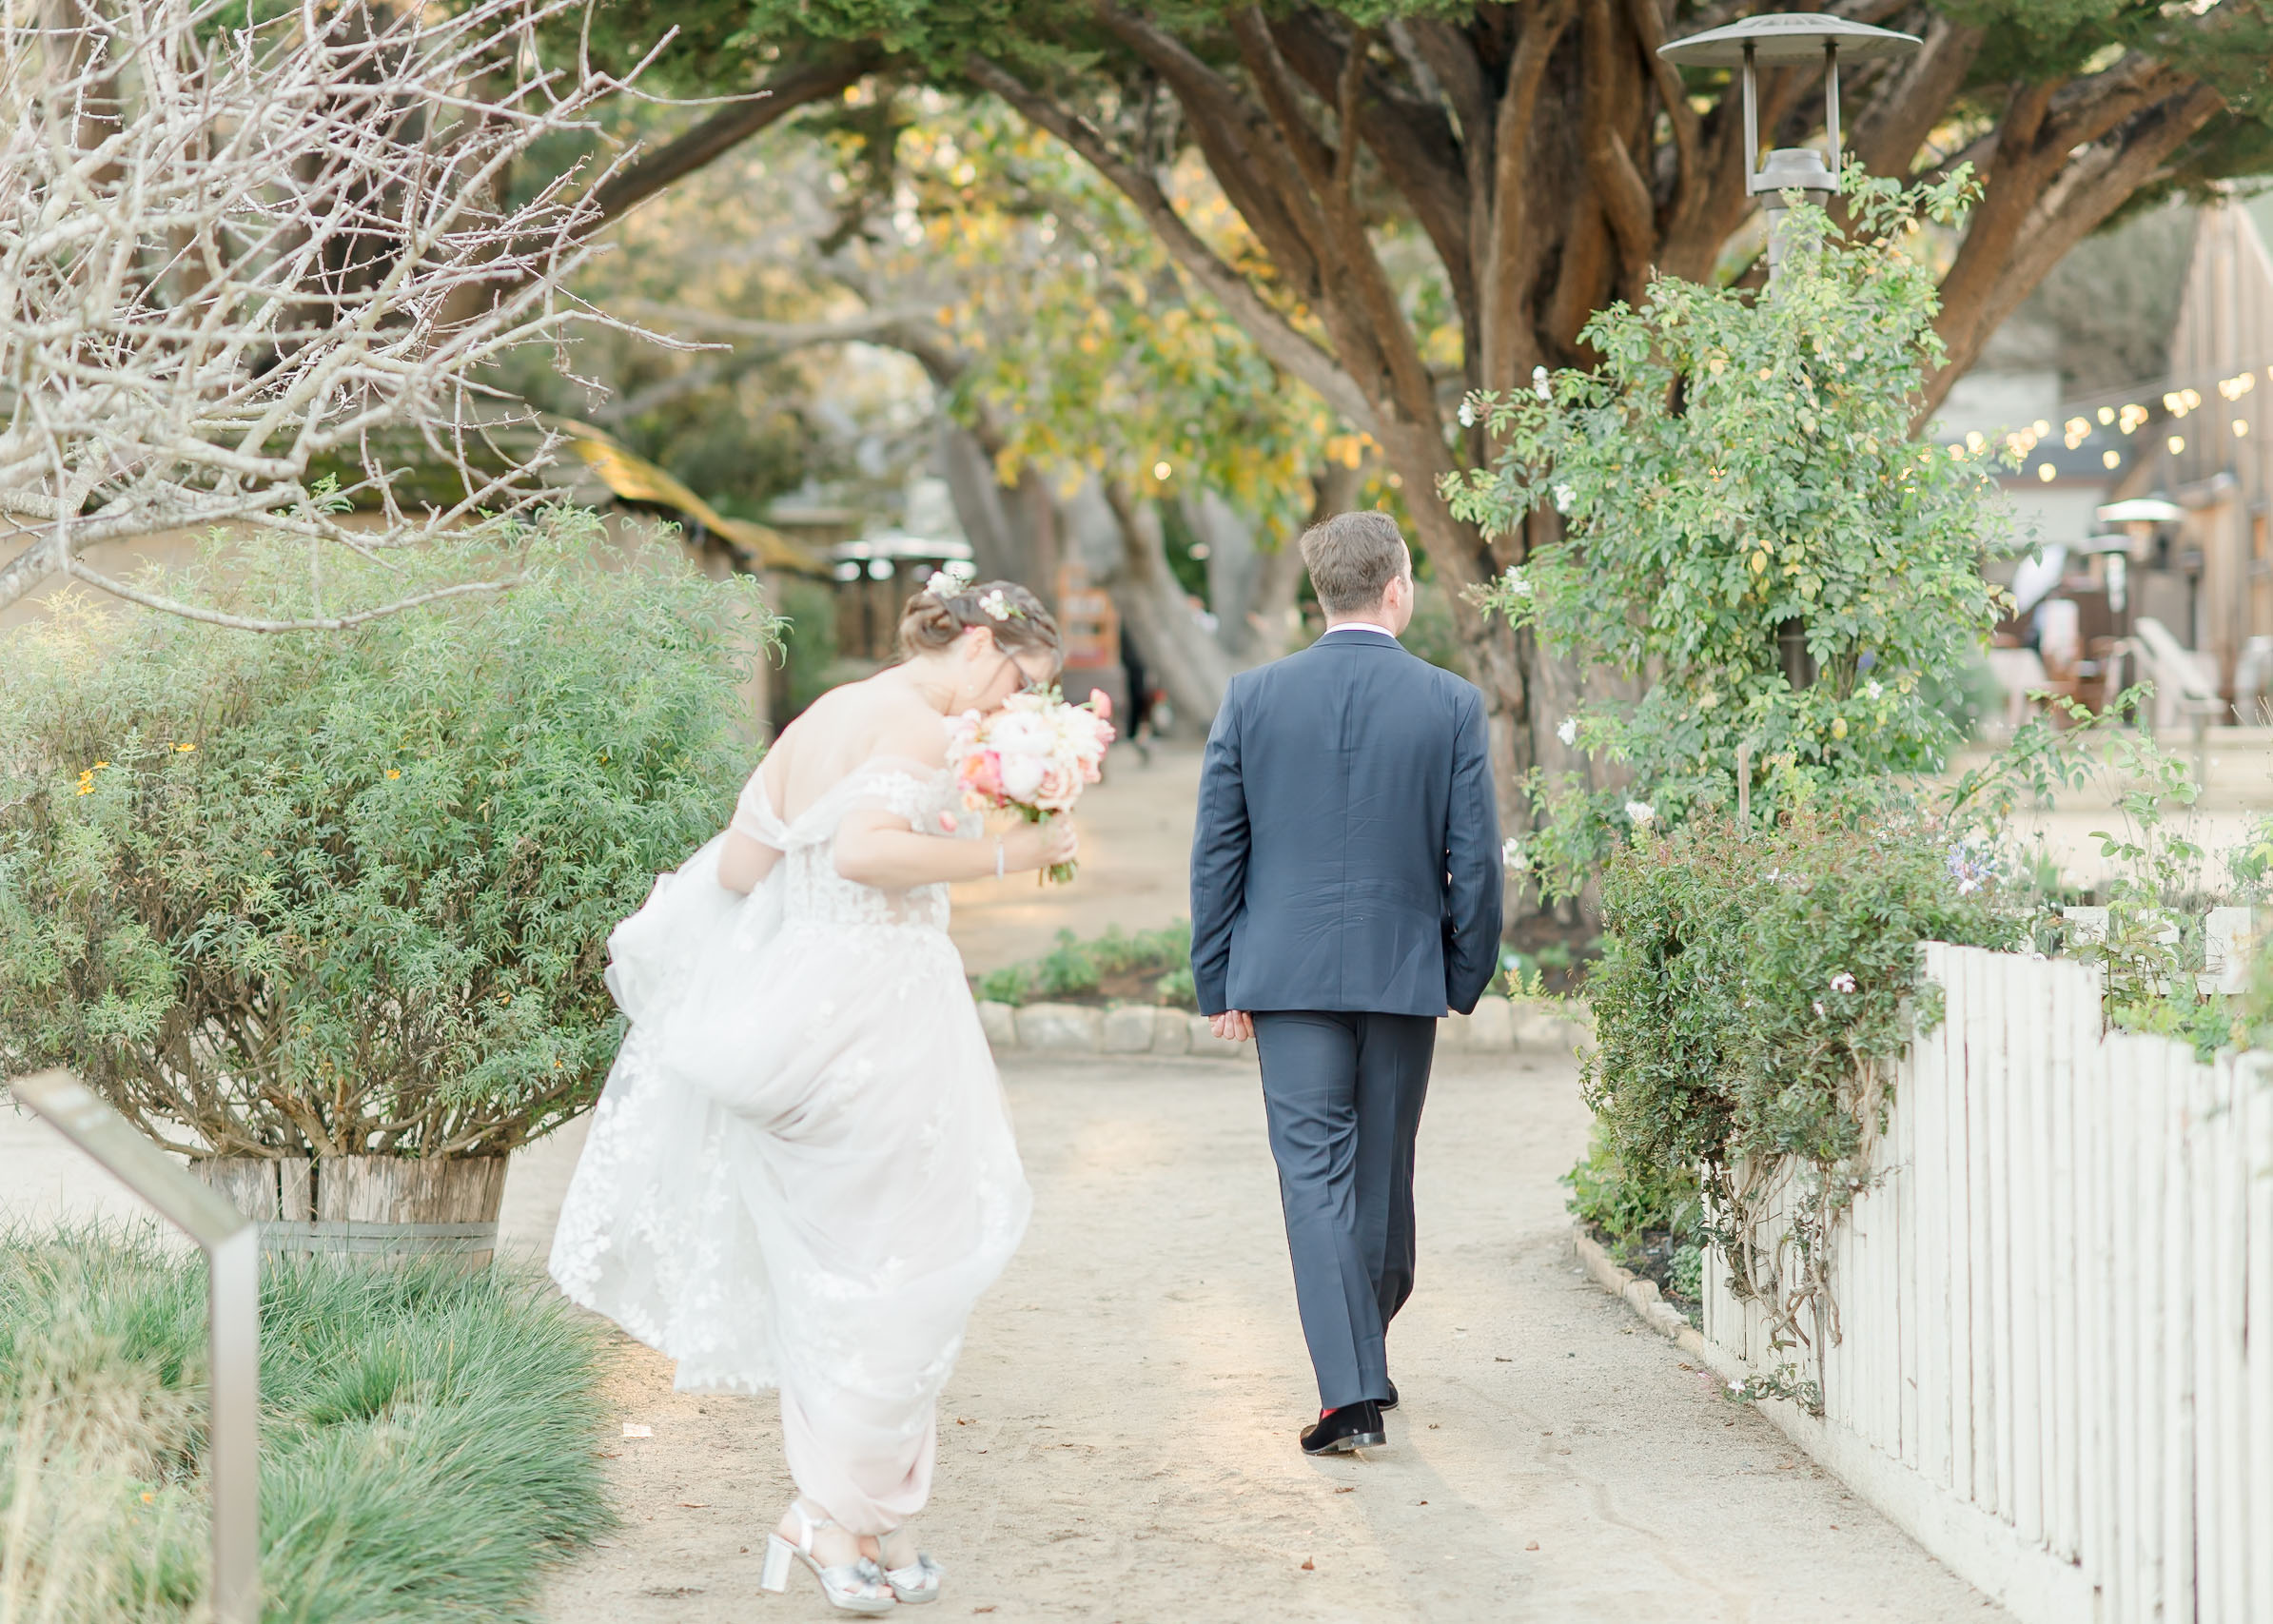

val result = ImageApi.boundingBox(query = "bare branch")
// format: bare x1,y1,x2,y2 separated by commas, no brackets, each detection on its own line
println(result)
0,0,668,625
61,553,520,631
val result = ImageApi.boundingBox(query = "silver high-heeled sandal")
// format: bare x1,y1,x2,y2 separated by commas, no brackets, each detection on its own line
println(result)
878,1533,945,1606
759,1500,895,1615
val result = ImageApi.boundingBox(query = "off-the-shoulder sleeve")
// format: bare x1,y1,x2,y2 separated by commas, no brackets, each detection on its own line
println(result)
729,765,788,848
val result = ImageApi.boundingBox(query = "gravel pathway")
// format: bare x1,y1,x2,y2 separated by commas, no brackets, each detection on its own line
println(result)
525,1050,2005,1624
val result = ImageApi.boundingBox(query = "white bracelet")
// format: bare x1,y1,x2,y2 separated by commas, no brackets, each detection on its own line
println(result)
994,836,1005,880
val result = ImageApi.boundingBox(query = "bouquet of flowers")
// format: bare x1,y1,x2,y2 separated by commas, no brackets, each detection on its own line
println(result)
947,688,1115,883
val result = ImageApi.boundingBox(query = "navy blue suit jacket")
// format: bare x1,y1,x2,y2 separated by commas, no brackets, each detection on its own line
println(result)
1189,628,1502,1019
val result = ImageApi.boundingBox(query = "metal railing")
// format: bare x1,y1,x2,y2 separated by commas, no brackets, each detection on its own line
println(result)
9,1069,260,1624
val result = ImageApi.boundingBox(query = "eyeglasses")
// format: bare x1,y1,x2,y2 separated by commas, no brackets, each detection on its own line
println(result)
1000,653,1048,695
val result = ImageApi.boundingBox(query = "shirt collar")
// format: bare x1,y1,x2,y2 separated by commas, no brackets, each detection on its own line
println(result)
1320,619,1399,639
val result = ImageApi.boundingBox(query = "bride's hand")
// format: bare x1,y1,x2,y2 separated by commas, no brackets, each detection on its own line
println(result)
1003,815,1079,873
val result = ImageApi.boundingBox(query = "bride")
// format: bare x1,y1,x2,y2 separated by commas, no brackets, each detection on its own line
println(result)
550,579,1075,1614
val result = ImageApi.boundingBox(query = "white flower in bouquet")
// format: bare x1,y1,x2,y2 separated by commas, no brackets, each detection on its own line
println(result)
946,688,1116,883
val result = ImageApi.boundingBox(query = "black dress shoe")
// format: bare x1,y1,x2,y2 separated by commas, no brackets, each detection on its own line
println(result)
1380,1379,1399,1412
1302,1400,1386,1455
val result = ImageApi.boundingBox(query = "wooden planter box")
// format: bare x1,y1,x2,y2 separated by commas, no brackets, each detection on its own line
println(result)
196,1155,508,1265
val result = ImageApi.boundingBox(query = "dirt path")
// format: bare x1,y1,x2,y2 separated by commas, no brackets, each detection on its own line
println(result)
522,1051,2002,1624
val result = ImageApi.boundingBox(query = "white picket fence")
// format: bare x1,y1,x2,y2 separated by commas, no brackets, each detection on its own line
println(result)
1699,942,2273,1624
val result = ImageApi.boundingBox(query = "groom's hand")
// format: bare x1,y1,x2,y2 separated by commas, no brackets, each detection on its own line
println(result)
1208,1010,1253,1043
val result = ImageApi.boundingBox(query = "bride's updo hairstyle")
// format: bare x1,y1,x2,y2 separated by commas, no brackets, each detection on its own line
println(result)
897,577,1063,674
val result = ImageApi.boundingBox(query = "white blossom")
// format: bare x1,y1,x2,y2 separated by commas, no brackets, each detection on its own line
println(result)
1502,838,1527,871
1864,678,1885,701
1532,364,1552,401
1501,566,1534,597
1558,717,1578,746
1458,400,1477,427
1625,800,1656,827
1829,971,1858,993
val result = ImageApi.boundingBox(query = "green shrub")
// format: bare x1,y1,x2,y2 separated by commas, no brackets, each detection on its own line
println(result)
0,516,774,1158
973,921,1194,1007
1585,797,2018,1357
1448,171,2009,901
1562,1119,1699,1249
0,1226,611,1622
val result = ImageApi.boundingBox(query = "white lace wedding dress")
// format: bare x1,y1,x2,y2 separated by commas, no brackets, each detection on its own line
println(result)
549,757,1030,1533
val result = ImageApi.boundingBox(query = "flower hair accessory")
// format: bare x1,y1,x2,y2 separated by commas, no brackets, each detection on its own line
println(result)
924,562,975,598
977,587,1024,622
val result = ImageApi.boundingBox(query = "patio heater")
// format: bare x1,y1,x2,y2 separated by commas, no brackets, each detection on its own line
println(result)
1658,15,1923,287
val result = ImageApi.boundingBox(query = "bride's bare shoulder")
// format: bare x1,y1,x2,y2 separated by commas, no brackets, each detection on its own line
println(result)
767,675,948,789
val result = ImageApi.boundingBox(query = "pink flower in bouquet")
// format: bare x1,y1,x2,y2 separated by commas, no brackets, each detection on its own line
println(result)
945,688,1116,882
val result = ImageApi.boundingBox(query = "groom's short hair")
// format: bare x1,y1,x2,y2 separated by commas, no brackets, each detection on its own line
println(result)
1300,511,1410,616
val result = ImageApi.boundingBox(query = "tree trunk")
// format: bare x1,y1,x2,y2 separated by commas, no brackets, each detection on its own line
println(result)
936,417,1030,583
1090,482,1236,728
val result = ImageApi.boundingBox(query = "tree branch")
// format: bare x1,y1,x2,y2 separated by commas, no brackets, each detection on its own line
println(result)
1088,2,1328,298
583,45,883,231
1582,0,1656,293
1850,16,1984,179
1479,0,1578,387
962,52,1378,434
61,555,521,632
1924,83,2226,419
1269,13,1475,332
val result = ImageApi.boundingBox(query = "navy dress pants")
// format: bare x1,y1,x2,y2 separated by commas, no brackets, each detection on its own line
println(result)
1251,1009,1436,1412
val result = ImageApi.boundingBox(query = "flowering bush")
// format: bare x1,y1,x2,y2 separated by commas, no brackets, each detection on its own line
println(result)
1581,795,2020,1368
0,517,774,1159
1443,172,2011,901
948,687,1114,882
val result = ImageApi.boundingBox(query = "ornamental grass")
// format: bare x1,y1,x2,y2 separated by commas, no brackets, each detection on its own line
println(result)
0,1225,612,1622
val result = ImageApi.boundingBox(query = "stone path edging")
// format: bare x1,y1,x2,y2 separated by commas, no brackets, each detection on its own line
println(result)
978,993,1592,1060
1573,1221,1728,1365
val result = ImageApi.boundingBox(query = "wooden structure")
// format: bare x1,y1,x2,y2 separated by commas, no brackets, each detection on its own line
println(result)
1055,561,1127,717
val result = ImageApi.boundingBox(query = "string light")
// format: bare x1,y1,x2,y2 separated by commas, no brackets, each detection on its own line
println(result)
2236,420,2251,439
2169,435,2187,454
2103,450,2122,469
2098,406,2116,425
2037,463,2057,482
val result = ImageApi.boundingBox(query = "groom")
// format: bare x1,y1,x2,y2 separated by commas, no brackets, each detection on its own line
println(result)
1189,509,1502,1457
